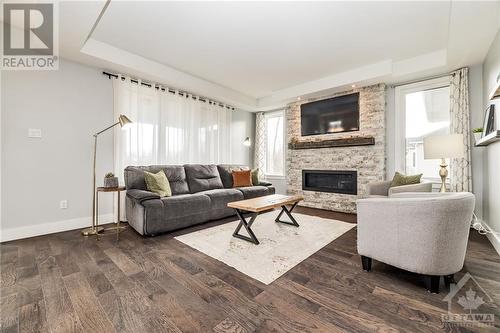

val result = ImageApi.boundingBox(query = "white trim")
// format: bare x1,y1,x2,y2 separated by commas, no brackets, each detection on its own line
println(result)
394,76,450,173
0,214,114,243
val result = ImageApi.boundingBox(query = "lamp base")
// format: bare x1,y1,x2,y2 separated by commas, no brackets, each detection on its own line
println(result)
439,159,448,193
81,226,104,236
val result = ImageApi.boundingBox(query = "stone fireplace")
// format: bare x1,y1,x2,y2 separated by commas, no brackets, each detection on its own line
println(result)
286,84,386,213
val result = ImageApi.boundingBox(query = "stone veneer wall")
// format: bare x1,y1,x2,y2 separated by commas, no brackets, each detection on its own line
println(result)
286,83,386,213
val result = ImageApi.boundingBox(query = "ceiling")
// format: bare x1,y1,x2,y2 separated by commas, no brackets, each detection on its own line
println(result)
26,1,500,110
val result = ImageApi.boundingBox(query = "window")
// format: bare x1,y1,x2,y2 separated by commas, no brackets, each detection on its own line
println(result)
395,77,450,181
264,111,285,177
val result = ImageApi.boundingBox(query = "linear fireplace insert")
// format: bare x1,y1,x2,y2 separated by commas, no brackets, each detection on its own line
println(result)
302,170,357,195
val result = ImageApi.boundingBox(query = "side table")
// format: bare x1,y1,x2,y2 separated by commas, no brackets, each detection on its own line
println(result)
81,186,127,236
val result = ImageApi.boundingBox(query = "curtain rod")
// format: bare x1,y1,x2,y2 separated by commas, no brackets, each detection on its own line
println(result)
102,71,235,110
390,72,454,88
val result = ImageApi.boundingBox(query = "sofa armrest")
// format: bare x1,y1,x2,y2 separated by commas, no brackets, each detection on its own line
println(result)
388,182,432,196
257,181,273,186
127,189,160,203
367,180,391,196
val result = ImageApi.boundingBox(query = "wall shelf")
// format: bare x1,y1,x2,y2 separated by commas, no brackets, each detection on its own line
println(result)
288,136,375,149
475,130,500,147
489,80,500,101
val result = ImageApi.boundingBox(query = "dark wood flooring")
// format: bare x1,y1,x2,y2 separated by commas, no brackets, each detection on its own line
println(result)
1,207,499,332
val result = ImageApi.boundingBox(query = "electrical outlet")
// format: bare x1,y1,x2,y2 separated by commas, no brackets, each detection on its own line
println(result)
28,128,42,138
60,200,68,209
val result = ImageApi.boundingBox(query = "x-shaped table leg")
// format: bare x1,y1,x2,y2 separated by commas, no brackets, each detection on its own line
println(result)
275,202,300,227
233,209,260,244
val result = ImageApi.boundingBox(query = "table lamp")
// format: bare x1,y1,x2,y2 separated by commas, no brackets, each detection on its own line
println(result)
423,134,464,193
82,114,132,236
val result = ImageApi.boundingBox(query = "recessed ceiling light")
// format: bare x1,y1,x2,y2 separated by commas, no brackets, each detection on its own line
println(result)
297,97,301,100
351,84,356,88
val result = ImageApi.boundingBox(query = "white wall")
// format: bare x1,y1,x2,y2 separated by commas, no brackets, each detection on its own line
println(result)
230,109,255,166
1,59,115,241
469,64,484,220
482,29,500,254
1,59,257,242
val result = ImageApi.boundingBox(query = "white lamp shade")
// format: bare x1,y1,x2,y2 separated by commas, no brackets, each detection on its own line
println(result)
423,134,465,159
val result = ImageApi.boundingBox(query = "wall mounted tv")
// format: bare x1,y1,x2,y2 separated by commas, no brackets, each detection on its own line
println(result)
300,93,359,136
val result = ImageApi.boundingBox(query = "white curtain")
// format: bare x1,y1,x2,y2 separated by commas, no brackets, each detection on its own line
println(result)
449,68,472,192
113,76,233,179
254,112,266,178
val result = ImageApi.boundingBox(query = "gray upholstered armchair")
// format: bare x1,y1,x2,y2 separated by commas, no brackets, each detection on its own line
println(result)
357,192,475,293
367,180,432,197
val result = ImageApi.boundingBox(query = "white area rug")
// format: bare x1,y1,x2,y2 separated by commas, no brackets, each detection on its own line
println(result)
175,212,355,284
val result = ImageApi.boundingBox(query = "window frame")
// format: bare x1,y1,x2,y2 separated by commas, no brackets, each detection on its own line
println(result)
394,76,450,182
264,110,286,178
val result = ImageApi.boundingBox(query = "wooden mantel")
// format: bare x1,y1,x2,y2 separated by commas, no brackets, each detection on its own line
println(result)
288,136,375,149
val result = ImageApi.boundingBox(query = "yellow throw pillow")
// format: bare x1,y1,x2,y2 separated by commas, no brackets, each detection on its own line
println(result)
390,171,422,188
251,168,259,186
144,170,172,197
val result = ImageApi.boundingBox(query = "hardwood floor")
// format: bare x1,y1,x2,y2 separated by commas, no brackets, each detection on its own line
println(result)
1,207,499,332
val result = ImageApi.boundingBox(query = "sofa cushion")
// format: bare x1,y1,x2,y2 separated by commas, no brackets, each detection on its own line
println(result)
236,186,271,199
217,164,249,188
198,188,243,210
142,193,211,218
184,164,224,193
125,165,189,195
124,165,190,195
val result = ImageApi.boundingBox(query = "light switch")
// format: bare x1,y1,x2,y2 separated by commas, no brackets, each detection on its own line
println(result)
28,128,42,138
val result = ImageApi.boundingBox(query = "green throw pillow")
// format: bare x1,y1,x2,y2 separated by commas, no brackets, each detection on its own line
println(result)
251,168,259,186
390,172,423,188
144,170,172,197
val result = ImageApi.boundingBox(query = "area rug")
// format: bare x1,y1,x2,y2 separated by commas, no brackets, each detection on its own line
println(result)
174,212,355,284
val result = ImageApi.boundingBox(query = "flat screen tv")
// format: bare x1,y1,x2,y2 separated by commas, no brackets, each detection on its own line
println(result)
300,93,359,136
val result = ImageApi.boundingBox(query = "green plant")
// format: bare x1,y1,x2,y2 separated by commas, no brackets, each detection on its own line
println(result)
105,172,115,178
472,128,483,133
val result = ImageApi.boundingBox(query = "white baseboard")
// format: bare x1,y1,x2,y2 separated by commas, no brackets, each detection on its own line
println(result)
0,214,114,243
483,221,500,256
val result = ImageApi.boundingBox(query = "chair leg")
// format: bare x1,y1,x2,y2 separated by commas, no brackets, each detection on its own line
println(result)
425,275,441,294
444,274,455,287
361,256,372,272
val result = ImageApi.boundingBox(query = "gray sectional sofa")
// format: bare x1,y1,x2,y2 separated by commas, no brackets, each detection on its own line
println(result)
124,164,275,236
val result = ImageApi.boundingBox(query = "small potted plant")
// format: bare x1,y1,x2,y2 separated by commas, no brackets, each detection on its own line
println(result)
104,172,118,188
472,128,483,143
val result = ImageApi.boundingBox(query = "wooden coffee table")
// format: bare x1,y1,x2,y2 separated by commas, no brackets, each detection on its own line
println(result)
227,194,304,245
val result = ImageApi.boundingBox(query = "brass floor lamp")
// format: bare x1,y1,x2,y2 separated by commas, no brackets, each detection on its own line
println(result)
82,115,132,236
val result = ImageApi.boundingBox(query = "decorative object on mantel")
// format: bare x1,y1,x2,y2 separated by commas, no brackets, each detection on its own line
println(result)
82,114,133,237
472,128,483,144
104,172,119,188
288,136,375,149
423,134,465,193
